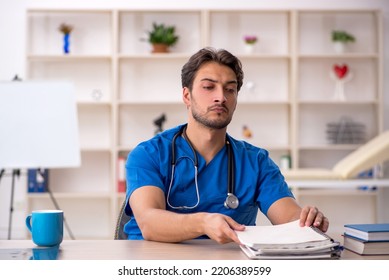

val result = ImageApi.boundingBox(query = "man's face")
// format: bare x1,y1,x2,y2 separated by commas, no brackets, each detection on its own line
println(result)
183,62,238,130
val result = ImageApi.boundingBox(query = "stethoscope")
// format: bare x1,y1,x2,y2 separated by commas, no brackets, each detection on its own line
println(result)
166,125,239,210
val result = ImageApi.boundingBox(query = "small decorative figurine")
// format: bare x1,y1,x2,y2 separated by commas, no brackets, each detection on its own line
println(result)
242,125,253,139
91,89,103,101
243,81,256,100
58,23,73,54
330,63,353,101
153,113,166,135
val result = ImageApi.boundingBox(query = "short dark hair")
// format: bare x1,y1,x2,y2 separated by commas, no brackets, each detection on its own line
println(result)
181,47,244,92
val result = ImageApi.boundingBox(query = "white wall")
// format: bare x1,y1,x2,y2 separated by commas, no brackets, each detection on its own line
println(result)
1,0,389,238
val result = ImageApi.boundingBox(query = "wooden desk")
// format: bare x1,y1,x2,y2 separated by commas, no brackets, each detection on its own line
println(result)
1,239,388,260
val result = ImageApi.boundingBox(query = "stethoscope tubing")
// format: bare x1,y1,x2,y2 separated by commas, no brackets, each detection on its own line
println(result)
167,125,239,210
167,157,201,210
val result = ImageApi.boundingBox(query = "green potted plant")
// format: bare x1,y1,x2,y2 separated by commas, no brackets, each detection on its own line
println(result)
331,30,355,53
146,22,179,53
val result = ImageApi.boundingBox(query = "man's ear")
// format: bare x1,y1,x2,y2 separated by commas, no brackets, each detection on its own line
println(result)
182,87,191,108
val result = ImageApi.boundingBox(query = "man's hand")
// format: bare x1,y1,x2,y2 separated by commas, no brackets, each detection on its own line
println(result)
299,205,329,232
202,213,245,244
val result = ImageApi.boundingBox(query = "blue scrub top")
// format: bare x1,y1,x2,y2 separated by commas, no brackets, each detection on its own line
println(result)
124,124,294,240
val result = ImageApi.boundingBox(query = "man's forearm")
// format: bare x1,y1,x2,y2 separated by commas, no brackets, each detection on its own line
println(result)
138,209,207,242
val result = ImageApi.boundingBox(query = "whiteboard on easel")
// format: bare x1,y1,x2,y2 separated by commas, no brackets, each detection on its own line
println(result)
0,81,81,168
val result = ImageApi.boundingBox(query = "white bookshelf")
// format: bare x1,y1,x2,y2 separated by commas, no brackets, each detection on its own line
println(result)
25,8,383,239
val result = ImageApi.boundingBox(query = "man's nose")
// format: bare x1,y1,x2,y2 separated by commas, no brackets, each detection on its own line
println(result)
213,87,227,103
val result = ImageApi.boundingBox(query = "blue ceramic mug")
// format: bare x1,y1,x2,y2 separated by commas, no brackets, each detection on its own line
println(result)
25,210,64,247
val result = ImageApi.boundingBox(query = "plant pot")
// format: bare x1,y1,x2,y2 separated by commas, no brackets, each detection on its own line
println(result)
152,43,169,53
333,42,345,54
244,44,255,54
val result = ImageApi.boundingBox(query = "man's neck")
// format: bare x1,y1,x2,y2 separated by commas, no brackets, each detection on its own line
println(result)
184,123,227,164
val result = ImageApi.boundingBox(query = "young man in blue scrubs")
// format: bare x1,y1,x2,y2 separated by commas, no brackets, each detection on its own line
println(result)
124,47,329,243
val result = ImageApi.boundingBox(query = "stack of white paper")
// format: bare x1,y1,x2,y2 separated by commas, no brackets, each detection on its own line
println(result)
236,220,342,259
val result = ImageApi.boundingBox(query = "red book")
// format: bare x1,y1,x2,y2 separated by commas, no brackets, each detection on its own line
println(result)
117,157,126,193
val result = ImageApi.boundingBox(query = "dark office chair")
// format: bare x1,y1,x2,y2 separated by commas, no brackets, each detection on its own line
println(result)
114,199,131,240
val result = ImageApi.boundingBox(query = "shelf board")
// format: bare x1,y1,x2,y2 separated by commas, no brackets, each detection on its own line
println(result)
118,100,182,106
298,100,378,105
77,101,112,106
27,192,112,199
287,179,389,188
298,53,379,59
27,54,112,61
237,54,291,59
117,193,126,199
27,8,113,14
117,146,132,152
298,144,360,150
292,188,378,196
118,53,191,59
80,147,112,152
120,47,290,61
256,145,291,151
239,100,290,105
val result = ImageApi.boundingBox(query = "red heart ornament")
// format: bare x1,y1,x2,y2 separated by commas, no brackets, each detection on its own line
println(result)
334,64,348,79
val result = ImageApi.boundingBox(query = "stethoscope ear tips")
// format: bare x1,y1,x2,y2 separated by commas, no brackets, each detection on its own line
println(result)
224,193,239,209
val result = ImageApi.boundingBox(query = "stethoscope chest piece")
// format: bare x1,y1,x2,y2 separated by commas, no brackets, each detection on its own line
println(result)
224,193,239,209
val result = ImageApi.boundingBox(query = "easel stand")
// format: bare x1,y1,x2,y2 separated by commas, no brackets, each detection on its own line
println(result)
8,169,20,240
0,169,20,240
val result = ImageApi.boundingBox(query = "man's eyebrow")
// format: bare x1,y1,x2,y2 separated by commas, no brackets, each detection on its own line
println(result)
201,78,217,83
200,78,237,85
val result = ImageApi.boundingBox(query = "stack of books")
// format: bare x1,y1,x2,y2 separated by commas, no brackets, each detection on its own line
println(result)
343,223,389,255
235,220,342,259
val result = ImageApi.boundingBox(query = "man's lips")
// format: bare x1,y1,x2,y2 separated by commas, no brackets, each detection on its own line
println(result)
209,105,228,113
